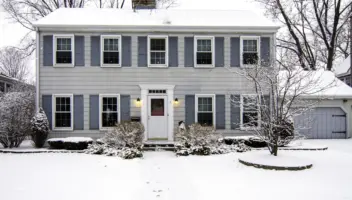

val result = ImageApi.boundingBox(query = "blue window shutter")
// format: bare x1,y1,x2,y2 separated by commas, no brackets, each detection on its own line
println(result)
261,37,271,67
230,37,240,67
216,95,225,129
42,95,52,129
74,95,84,130
169,37,178,67
122,36,132,67
75,36,85,66
215,37,225,67
185,95,195,126
184,37,194,67
91,36,100,66
120,95,131,121
138,36,147,67
230,94,241,129
89,95,99,130
43,35,53,66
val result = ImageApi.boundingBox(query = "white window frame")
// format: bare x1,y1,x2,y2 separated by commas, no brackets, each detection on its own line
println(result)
147,35,169,68
100,35,122,67
240,94,261,130
240,36,261,67
195,94,216,127
52,94,74,131
99,94,121,130
194,36,215,68
53,34,75,67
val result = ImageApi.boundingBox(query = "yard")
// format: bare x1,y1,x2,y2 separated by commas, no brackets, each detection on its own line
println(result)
1,139,352,200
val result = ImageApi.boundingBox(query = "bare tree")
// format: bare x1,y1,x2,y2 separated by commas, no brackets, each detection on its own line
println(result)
255,0,352,70
0,47,30,81
231,52,336,156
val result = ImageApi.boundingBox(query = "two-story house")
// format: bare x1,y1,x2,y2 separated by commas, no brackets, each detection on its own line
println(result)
33,6,352,140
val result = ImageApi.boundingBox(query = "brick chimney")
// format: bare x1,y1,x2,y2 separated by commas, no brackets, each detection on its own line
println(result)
132,0,156,10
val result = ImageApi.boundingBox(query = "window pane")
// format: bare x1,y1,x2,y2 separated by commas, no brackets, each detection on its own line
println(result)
197,39,211,51
151,98,164,116
243,40,257,52
56,97,70,111
243,96,258,112
243,112,258,127
243,53,258,65
150,52,166,64
151,39,166,51
102,97,118,112
56,51,72,64
55,113,71,127
198,97,212,112
57,38,71,51
196,52,212,65
197,113,213,126
103,52,119,64
104,38,119,51
102,112,118,127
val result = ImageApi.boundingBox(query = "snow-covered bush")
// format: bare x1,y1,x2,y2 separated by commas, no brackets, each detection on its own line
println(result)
30,108,50,148
85,121,145,159
0,91,35,148
48,137,93,150
175,123,224,156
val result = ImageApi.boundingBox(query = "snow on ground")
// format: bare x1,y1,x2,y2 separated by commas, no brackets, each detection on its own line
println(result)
1,139,352,200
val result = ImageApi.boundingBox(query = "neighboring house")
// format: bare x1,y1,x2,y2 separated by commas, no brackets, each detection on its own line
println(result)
0,73,17,93
33,5,352,140
335,55,351,86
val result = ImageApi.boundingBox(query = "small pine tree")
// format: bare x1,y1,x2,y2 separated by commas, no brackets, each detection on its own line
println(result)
30,108,50,148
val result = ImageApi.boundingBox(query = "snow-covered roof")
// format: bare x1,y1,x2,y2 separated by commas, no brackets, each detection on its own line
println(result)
33,8,280,31
335,55,350,76
279,69,352,99
0,73,19,82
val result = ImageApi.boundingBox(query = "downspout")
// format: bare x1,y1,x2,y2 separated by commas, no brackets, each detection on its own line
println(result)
35,28,40,112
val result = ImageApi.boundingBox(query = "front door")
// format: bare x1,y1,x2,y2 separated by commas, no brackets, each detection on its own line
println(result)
148,96,168,140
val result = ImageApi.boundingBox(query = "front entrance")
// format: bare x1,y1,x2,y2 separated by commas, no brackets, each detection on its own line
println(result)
147,96,168,140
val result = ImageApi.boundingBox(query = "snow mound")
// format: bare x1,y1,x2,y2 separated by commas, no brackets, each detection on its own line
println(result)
239,151,313,170
47,137,93,143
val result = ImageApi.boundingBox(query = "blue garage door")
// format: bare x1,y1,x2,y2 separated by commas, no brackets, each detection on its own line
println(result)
294,107,346,139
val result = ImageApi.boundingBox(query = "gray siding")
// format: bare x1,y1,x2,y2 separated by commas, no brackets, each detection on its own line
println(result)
39,32,274,137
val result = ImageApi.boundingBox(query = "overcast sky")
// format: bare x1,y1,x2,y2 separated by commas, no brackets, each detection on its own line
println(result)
0,0,266,81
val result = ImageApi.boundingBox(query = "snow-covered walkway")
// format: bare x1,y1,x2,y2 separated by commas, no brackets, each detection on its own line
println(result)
1,139,352,200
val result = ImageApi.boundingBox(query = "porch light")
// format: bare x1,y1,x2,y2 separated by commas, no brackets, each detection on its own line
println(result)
135,98,142,107
173,98,179,106
137,98,141,102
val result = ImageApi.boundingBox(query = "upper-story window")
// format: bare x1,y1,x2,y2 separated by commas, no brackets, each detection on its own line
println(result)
101,35,121,67
194,36,214,68
54,35,74,66
148,35,168,67
241,36,260,66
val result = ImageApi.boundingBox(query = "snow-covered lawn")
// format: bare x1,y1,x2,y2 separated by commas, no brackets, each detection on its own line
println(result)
1,139,352,200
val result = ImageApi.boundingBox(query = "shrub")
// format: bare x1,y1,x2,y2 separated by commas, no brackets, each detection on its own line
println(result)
30,108,50,148
48,137,93,150
175,123,224,156
86,121,145,159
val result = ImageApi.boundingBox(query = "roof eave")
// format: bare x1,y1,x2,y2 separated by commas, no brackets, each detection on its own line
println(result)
34,24,281,33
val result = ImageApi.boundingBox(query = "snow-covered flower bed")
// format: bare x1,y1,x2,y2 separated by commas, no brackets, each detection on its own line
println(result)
48,137,93,150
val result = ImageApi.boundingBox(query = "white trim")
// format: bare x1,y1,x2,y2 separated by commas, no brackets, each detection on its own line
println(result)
194,36,215,68
99,94,121,130
147,35,169,68
53,34,75,67
100,35,122,67
52,94,74,131
240,94,261,130
240,36,261,68
139,84,174,141
195,94,216,127
35,29,40,112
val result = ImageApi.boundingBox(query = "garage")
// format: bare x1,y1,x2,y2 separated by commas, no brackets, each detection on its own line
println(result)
294,107,347,139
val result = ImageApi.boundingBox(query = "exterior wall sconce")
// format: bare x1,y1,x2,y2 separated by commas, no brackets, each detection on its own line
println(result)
135,98,142,107
173,98,179,106
137,98,141,102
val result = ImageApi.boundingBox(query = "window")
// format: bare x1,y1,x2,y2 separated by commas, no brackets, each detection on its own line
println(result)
195,36,214,67
54,35,74,66
241,36,260,66
53,94,73,130
101,35,121,66
99,94,120,129
0,82,4,92
195,94,215,126
241,95,260,129
148,36,168,67
6,84,11,92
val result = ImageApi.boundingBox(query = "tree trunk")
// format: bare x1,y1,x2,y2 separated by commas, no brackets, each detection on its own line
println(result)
268,143,278,156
